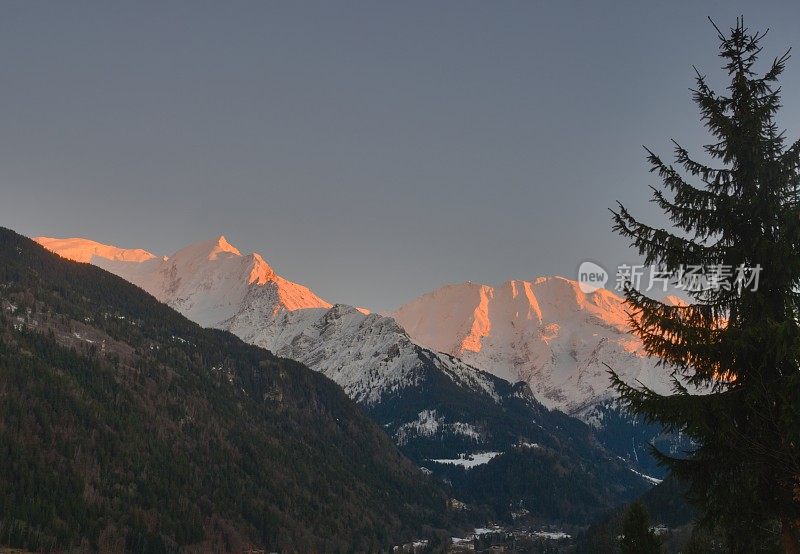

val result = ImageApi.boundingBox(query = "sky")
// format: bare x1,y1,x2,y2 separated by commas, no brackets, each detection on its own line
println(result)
2,1,799,311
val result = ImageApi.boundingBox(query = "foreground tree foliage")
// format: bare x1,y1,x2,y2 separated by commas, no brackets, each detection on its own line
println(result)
619,502,661,554
611,19,800,552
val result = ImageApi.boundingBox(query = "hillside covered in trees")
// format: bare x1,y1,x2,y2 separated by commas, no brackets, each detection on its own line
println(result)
0,227,454,552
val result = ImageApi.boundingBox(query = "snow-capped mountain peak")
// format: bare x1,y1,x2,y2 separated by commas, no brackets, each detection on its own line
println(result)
34,236,156,263
392,276,669,413
36,235,330,327
173,234,242,261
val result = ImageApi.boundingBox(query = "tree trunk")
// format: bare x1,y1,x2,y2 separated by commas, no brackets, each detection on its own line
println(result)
783,519,800,554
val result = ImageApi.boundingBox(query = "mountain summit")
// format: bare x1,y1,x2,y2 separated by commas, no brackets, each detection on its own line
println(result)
392,276,671,413
36,235,331,328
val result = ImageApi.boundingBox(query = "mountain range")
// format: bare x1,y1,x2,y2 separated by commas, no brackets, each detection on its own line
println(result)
34,234,674,516
36,235,670,412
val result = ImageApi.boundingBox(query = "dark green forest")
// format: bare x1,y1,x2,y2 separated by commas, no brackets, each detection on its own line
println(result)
0,227,454,552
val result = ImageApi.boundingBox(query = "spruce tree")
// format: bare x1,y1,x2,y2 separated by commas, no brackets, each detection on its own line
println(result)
620,502,661,554
610,18,800,552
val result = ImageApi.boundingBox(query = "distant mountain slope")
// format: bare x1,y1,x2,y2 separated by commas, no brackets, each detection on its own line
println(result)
2,228,451,552
36,234,654,523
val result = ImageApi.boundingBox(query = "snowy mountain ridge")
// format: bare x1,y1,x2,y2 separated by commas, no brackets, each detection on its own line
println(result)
37,235,331,326
35,235,507,409
34,236,157,263
36,235,669,416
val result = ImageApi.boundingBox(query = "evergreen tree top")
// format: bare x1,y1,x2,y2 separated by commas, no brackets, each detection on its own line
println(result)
609,18,800,550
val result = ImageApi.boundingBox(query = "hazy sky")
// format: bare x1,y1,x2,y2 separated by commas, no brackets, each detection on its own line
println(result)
2,1,799,311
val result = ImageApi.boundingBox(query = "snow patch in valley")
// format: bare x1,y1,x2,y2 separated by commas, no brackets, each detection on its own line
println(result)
533,531,571,540
429,451,501,469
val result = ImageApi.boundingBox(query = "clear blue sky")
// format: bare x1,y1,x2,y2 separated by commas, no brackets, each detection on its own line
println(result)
2,1,799,311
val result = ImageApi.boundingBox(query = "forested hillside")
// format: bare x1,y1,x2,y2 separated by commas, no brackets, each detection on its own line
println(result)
0,227,452,552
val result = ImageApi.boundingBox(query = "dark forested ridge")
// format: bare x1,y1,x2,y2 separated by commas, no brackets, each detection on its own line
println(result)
375,371,652,525
0,227,452,552
574,476,703,553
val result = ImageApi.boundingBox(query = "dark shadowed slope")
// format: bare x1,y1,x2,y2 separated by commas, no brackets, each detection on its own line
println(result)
0,227,451,553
